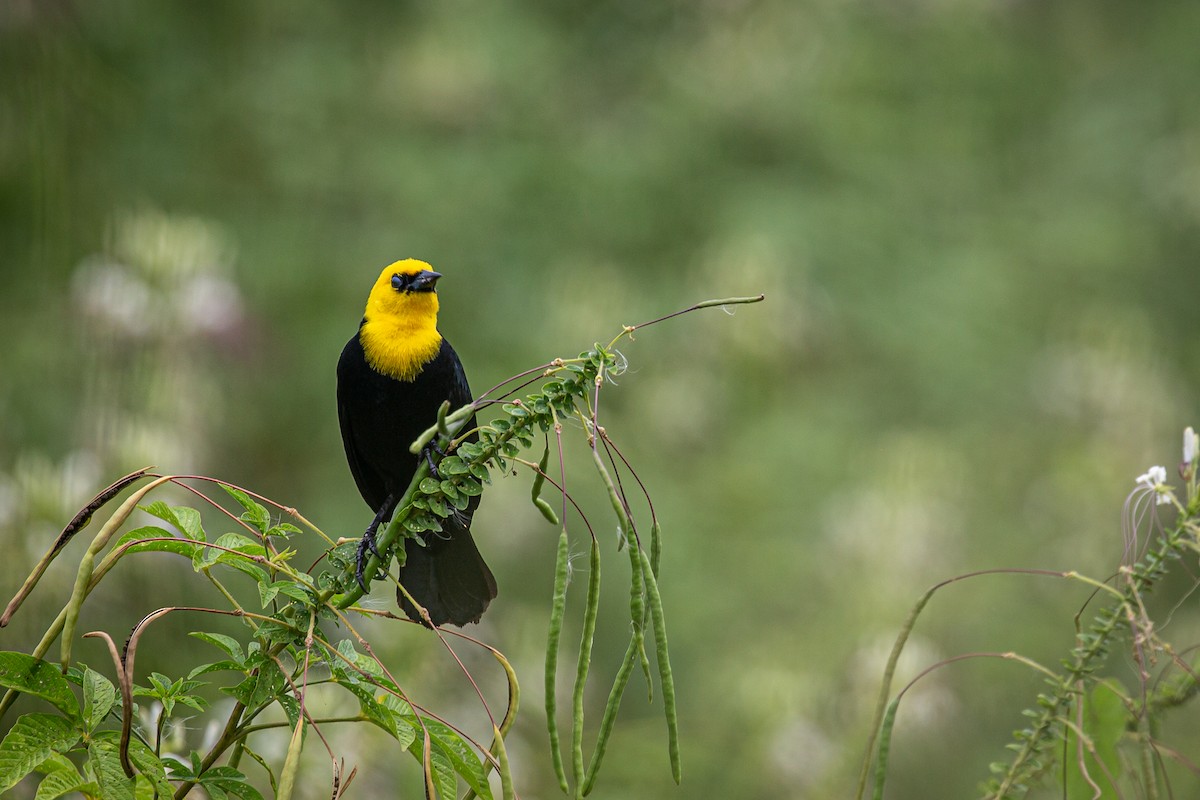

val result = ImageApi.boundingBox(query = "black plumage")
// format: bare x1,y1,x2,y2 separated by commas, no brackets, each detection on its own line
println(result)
337,330,496,626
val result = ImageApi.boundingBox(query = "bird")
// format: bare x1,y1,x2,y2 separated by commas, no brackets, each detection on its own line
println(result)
336,259,497,626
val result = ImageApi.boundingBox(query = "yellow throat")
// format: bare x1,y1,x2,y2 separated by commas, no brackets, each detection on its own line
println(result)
359,259,444,382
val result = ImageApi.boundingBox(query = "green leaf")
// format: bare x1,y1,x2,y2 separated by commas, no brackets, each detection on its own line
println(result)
252,620,303,647
248,662,286,710
171,506,206,540
214,532,268,559
193,540,222,571
259,581,315,608
176,694,209,712
199,766,265,800
134,775,160,800
403,512,441,533
426,720,493,800
61,664,85,687
278,582,317,604
0,653,81,721
221,485,271,533
0,714,80,792
87,736,135,800
138,675,208,713
392,717,417,751
113,526,200,558
440,456,469,475
325,541,359,570
82,668,117,732
33,753,76,776
240,745,279,797
420,477,442,494
317,570,346,592
468,462,490,481
334,640,372,675
223,661,284,711
276,694,301,729
203,536,271,575
34,756,99,800
333,676,396,737
121,734,173,798
429,496,448,517
224,559,270,584
266,523,301,538
189,632,246,664
139,502,206,541
408,736,457,800
162,757,195,781
188,660,245,679
258,581,280,607
381,693,414,718
146,672,172,697
36,771,98,800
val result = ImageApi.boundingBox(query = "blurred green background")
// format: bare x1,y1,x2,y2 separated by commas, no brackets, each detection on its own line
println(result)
3,2,1200,798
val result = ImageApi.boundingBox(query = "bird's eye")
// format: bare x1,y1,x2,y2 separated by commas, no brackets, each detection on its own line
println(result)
391,274,406,291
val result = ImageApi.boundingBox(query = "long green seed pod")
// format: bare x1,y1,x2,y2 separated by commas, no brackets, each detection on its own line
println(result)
493,725,515,800
627,540,651,698
640,547,680,784
581,638,639,795
871,700,899,800
546,528,570,793
649,518,661,577
532,441,560,525
276,718,305,800
572,538,602,797
61,476,173,670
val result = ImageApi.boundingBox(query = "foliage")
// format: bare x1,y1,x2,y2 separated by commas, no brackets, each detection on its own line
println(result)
0,299,760,799
860,430,1200,799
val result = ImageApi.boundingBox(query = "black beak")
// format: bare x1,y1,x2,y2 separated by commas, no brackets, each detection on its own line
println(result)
411,270,442,292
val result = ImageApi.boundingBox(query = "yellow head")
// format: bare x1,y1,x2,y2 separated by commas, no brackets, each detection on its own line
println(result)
359,258,445,382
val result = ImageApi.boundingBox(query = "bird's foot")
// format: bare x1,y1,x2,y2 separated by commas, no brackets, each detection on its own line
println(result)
422,439,447,479
355,527,388,592
354,494,399,593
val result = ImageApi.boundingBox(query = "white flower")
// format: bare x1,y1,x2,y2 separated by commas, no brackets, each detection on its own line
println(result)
1184,427,1197,466
1135,465,1171,505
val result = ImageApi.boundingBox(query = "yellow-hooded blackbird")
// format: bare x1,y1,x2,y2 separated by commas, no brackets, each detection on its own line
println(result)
337,259,497,626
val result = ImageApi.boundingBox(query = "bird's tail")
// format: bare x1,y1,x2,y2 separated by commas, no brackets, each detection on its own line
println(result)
397,517,497,627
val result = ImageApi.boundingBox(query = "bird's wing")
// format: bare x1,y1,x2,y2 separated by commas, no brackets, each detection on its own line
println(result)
337,340,389,511
445,340,474,409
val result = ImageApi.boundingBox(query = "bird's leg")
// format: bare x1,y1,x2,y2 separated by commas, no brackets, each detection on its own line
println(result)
356,493,399,592
422,437,447,479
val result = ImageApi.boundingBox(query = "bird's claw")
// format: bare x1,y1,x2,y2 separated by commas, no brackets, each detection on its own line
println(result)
355,529,385,592
422,439,447,479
